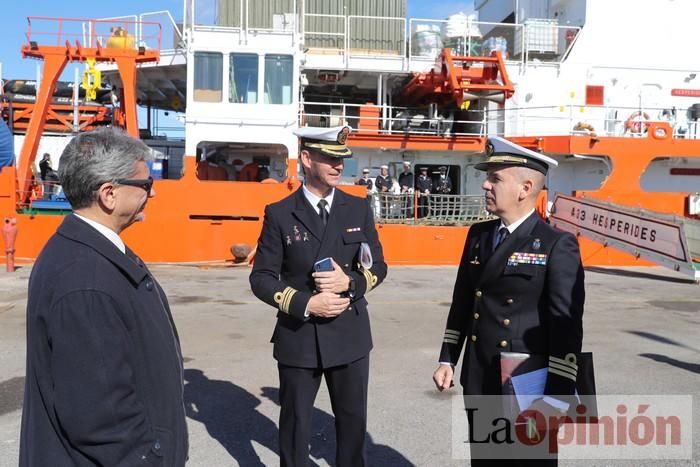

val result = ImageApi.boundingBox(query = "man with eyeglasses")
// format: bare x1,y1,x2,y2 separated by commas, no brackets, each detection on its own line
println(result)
20,127,188,466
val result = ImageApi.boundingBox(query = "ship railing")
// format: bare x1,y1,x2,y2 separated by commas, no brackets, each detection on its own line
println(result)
25,17,162,52
179,1,583,69
369,192,493,226
15,179,68,210
409,18,582,69
484,104,700,139
300,101,487,137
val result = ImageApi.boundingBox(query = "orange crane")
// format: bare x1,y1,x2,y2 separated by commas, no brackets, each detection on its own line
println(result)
15,17,161,206
397,48,514,108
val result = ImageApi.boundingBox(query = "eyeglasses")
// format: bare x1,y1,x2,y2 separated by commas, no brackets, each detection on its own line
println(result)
114,176,154,193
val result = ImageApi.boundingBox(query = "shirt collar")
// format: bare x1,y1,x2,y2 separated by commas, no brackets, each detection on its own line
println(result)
74,213,126,254
499,208,535,234
302,183,335,214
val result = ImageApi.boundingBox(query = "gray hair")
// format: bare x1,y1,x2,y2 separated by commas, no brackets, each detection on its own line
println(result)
58,127,152,209
514,166,545,196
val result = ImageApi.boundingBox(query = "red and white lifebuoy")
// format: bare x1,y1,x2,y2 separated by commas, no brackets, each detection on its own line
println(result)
625,111,650,134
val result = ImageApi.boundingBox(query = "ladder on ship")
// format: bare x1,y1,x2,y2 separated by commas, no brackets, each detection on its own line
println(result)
550,194,700,281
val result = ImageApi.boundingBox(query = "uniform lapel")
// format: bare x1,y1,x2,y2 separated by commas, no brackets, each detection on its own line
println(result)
477,211,540,287
292,188,324,242
478,223,496,265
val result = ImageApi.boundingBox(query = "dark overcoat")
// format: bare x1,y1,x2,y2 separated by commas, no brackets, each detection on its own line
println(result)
439,212,585,396
250,187,387,369
20,214,188,466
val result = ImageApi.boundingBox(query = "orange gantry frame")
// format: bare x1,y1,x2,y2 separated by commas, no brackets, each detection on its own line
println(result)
397,48,514,108
1,101,110,134
15,16,161,205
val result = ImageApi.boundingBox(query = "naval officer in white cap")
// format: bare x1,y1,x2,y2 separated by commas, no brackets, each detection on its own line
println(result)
433,136,585,466
250,126,387,466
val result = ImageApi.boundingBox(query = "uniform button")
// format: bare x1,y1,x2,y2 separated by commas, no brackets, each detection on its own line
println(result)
506,298,514,304
154,440,161,450
503,319,510,326
473,312,480,319
499,340,508,348
475,290,482,298
145,280,154,291
471,335,477,342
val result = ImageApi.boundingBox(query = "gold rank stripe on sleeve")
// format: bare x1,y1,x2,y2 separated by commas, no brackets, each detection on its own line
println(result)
548,354,578,382
443,329,460,344
362,267,378,292
548,366,577,382
273,287,297,314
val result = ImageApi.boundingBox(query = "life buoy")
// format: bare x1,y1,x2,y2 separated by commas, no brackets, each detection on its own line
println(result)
625,111,650,134
573,121,597,137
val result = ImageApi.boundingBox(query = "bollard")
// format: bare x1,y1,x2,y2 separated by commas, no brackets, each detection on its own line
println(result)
2,217,17,273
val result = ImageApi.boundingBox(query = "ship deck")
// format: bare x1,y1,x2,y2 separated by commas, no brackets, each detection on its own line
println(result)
0,265,698,466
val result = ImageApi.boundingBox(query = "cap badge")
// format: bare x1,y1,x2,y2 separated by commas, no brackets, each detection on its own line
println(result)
486,141,495,156
337,127,350,145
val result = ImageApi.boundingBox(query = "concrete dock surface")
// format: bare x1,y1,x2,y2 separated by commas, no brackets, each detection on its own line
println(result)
0,264,698,466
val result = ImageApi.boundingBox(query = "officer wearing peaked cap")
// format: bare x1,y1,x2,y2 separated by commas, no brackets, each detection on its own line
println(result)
250,125,387,466
433,136,584,466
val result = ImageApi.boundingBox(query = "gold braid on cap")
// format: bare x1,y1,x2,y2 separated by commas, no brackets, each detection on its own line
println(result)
304,142,351,156
485,155,529,165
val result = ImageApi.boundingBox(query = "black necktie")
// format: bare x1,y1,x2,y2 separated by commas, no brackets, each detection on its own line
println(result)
495,227,509,250
317,199,329,225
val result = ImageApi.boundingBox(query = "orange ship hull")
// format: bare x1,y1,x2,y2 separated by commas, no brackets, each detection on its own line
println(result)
5,125,694,269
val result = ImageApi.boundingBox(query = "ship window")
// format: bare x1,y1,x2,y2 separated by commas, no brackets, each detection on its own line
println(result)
229,53,259,104
264,54,293,105
194,52,223,102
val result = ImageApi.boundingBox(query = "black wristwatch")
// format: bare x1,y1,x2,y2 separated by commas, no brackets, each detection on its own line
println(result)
347,276,356,298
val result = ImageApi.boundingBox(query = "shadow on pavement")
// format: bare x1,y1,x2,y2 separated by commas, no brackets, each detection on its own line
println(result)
260,386,415,467
184,369,278,466
638,353,700,375
0,376,24,416
584,266,694,284
627,330,699,352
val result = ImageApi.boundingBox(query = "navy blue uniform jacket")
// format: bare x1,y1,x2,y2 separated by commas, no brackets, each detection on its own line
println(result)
250,188,387,369
439,212,585,396
20,214,188,466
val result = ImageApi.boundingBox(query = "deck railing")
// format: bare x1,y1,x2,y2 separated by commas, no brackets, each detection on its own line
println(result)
369,192,493,226
181,0,583,68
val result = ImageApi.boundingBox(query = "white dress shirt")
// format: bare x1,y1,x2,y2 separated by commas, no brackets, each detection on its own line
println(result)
302,183,335,215
74,213,125,254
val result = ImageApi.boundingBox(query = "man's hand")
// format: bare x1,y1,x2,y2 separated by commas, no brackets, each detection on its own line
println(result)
518,398,565,437
307,292,350,318
433,364,454,392
312,258,350,294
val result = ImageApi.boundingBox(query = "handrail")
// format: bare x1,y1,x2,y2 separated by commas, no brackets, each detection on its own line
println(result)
172,1,584,70
368,192,494,226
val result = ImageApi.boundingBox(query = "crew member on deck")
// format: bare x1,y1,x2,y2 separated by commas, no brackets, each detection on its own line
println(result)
415,166,432,218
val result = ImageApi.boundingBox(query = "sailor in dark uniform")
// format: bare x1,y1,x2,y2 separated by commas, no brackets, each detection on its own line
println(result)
356,167,374,191
432,136,585,466
250,126,387,467
374,164,394,218
415,166,432,218
433,166,453,217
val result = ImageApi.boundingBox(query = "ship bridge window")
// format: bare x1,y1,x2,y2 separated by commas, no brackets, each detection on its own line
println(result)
194,52,223,102
264,55,293,105
229,53,259,104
